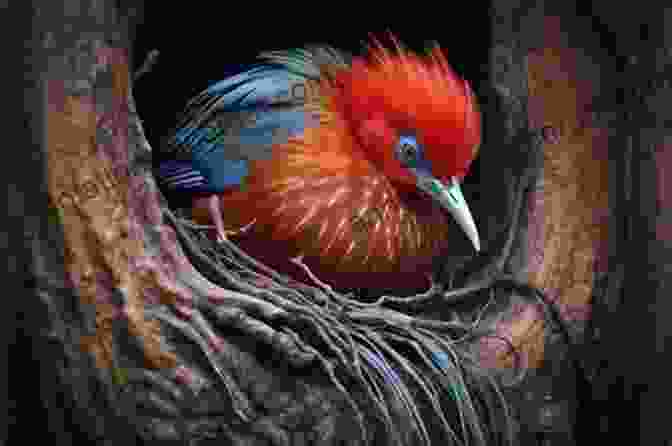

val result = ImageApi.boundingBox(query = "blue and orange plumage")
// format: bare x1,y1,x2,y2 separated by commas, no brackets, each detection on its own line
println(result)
155,36,481,294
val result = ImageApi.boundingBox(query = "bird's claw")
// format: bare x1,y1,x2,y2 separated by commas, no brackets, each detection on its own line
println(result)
236,218,257,235
215,218,257,244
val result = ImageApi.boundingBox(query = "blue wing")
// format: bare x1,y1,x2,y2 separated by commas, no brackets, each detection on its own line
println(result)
155,46,350,195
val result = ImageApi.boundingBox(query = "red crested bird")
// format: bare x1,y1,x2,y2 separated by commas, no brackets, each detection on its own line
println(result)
155,36,481,294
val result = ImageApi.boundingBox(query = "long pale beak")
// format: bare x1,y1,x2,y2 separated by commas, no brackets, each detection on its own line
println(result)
415,174,481,252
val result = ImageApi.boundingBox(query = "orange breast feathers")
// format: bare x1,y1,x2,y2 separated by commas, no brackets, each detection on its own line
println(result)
191,103,452,293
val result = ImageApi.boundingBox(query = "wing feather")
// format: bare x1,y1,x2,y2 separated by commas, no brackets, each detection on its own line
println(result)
155,46,350,194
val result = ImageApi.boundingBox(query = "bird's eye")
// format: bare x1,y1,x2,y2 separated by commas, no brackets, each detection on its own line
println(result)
396,136,420,166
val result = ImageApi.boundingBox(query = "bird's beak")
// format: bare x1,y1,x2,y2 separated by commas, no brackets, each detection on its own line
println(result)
415,174,481,252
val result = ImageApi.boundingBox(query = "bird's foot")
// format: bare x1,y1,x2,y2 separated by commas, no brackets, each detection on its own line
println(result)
207,195,256,244
290,255,340,298
214,219,257,244
215,232,227,244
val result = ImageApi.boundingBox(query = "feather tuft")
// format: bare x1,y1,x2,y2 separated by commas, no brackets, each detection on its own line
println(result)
335,34,481,179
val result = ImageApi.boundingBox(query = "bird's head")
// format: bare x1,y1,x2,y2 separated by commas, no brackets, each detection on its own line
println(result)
331,36,482,251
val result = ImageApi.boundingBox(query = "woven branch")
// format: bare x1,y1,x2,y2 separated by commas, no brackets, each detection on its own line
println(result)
162,204,522,445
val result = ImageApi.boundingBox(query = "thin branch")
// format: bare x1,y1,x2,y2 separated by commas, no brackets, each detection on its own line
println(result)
134,49,160,81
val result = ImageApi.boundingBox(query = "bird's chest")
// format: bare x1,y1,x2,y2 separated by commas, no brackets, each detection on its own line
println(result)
197,170,453,288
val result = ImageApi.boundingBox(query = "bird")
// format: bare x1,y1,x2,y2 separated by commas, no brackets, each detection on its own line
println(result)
154,35,482,295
